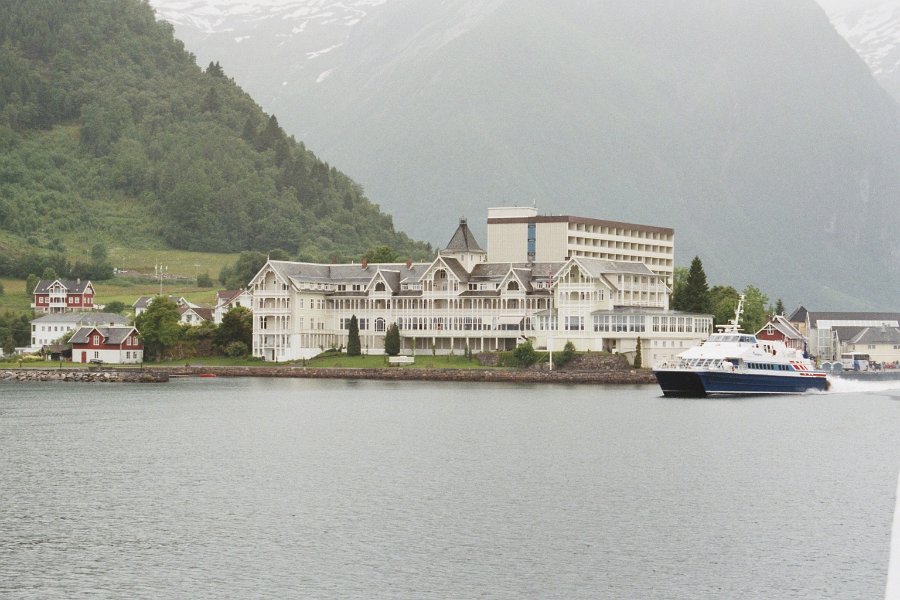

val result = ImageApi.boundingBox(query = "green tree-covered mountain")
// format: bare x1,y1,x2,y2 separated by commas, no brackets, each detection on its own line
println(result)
0,0,432,271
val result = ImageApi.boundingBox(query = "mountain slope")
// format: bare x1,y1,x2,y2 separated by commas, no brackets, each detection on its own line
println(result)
0,0,431,271
150,0,900,308
817,0,900,103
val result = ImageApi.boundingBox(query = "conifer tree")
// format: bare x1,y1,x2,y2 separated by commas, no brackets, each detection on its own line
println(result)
674,256,710,314
384,322,400,356
347,315,361,356
634,337,643,368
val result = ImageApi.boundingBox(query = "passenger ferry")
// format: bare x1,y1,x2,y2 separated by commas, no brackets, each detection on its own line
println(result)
652,296,829,397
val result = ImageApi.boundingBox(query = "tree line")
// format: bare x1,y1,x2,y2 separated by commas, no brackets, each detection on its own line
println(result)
671,256,785,334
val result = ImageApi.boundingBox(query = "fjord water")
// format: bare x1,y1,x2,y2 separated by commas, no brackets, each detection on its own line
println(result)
2,378,899,599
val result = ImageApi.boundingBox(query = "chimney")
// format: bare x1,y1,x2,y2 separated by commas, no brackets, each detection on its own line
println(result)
361,258,368,270
405,259,412,270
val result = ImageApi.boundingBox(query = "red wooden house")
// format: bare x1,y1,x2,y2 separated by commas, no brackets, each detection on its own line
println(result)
32,279,96,313
755,314,806,351
70,326,143,364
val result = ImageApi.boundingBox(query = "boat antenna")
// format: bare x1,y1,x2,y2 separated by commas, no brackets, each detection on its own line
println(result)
717,294,745,333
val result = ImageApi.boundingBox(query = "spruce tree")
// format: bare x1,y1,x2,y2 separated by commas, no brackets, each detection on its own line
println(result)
347,315,361,356
384,322,400,356
633,337,643,368
676,256,710,314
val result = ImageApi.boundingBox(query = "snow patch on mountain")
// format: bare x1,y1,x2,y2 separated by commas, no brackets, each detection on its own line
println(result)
817,0,900,100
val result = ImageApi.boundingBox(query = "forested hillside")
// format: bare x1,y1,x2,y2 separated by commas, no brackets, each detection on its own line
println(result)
0,0,432,275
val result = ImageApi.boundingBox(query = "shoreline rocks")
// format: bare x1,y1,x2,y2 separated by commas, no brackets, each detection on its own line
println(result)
0,365,655,385
0,369,169,383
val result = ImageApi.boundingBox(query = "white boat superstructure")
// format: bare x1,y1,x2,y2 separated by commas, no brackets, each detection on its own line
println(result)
652,296,829,396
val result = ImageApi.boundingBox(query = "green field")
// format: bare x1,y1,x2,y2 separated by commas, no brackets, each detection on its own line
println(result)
0,248,239,318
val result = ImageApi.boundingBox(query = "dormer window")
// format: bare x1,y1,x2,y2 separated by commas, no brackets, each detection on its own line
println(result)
374,282,386,292
507,281,519,291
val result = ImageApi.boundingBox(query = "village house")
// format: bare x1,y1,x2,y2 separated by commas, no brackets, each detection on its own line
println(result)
133,295,200,317
844,326,900,368
179,306,214,326
804,311,900,361
213,289,253,324
755,314,807,352
30,312,129,352
32,279,96,313
70,325,143,364
248,210,712,366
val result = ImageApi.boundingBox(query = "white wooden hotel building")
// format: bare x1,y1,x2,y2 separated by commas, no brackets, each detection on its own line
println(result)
249,209,712,366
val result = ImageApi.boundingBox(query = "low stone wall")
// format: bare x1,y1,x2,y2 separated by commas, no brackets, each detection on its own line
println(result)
1,369,169,383
162,365,656,385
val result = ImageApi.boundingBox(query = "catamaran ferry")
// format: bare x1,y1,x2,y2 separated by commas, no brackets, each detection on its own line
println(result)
652,296,829,397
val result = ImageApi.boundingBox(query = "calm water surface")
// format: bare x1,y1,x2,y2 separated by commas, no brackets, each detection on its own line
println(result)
2,377,899,599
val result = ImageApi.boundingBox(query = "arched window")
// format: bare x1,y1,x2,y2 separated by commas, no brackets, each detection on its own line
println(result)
375,317,385,332
374,282,386,292
507,281,519,291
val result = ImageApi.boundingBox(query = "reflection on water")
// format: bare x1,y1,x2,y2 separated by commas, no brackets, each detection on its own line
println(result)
1,378,898,599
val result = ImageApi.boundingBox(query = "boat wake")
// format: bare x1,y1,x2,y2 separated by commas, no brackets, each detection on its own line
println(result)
827,376,900,396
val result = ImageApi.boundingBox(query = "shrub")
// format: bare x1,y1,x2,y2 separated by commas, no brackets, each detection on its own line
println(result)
224,340,249,357
512,340,537,367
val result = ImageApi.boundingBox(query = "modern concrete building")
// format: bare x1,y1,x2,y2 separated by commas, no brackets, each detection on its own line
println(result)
485,207,675,286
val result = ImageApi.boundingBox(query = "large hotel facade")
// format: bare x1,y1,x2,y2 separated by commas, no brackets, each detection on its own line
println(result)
249,208,712,367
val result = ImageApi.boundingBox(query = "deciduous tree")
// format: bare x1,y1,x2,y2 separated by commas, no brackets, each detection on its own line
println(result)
134,296,182,361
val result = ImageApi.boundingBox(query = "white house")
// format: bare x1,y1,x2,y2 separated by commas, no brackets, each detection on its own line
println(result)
213,289,253,324
248,215,712,365
30,312,129,352
179,306,213,326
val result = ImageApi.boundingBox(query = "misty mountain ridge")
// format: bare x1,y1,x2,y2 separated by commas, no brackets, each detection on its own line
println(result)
149,0,900,309
818,0,900,103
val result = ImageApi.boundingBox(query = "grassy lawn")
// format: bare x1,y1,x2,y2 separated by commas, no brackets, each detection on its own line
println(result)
106,248,239,280
0,246,238,316
92,280,219,309
0,279,31,315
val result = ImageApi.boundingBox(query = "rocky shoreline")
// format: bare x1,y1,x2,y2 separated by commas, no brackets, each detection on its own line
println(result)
162,365,656,385
1,369,170,383
0,364,655,386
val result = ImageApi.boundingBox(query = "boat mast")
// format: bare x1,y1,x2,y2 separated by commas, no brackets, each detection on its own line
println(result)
718,294,745,333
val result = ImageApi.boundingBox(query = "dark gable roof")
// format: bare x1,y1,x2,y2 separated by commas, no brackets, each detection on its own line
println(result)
133,295,154,308
849,326,900,345
787,305,808,323
31,312,129,326
438,257,471,283
33,279,93,294
70,326,138,345
179,306,213,321
443,219,485,254
216,289,243,303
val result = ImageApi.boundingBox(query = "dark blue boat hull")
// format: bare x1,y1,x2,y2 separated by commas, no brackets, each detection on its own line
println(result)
653,370,829,397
